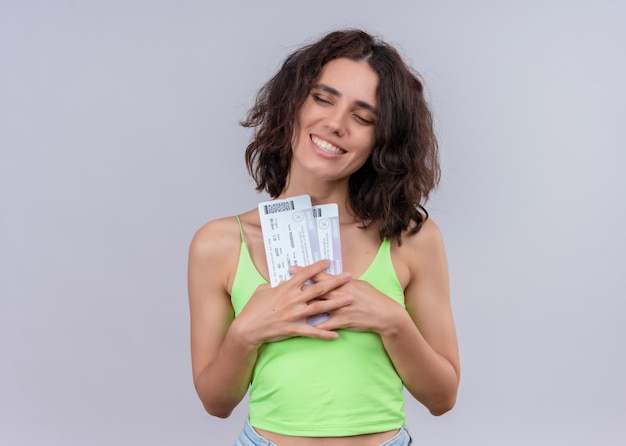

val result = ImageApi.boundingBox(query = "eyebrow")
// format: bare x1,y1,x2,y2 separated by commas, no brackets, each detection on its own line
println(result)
313,83,378,114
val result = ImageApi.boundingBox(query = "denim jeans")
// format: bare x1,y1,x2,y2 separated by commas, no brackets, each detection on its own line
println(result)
235,418,413,446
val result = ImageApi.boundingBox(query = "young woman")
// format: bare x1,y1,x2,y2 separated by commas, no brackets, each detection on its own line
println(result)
188,29,460,446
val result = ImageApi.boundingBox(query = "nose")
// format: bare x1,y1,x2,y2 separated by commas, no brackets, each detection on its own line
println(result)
326,107,347,137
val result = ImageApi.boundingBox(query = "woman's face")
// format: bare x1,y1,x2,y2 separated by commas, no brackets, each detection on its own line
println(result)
290,57,379,183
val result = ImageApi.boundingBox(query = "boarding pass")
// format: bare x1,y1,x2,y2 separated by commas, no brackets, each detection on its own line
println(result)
312,203,342,275
258,196,343,287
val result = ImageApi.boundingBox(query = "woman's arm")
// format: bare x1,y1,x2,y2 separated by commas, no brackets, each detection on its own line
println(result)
381,218,459,415
188,218,256,417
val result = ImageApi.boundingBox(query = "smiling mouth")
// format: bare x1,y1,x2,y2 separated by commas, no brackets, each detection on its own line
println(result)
311,135,346,155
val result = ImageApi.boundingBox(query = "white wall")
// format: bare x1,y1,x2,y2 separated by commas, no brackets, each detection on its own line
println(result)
1,1,624,444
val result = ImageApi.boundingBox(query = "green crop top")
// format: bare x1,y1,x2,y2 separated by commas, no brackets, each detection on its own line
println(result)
231,216,406,437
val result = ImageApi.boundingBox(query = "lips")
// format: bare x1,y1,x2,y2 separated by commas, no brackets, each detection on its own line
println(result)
311,135,346,155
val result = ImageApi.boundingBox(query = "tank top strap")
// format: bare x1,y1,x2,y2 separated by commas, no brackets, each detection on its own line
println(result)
235,215,245,243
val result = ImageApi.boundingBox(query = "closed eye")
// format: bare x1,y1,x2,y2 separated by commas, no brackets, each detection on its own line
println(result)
313,95,333,106
353,114,374,126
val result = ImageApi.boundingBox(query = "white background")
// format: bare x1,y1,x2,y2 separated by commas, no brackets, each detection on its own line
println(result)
1,1,625,445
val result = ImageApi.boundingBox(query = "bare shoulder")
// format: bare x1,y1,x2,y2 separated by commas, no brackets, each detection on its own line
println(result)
191,216,241,252
392,217,447,287
188,215,244,292
404,217,445,254
190,217,243,262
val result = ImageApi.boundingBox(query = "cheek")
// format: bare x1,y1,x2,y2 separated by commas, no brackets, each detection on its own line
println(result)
360,132,376,156
355,138,376,165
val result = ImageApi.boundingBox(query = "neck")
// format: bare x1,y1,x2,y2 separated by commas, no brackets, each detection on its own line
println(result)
279,175,355,221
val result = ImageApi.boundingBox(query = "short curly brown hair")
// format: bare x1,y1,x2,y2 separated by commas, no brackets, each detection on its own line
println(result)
242,29,440,242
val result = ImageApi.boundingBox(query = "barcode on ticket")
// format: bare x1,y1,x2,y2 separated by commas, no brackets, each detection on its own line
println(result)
263,201,295,215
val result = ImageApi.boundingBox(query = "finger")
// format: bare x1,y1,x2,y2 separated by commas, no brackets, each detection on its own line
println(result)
314,317,345,332
289,265,304,274
288,259,331,287
300,326,340,340
288,260,334,278
306,292,353,314
299,272,352,301
290,265,337,284
309,269,335,283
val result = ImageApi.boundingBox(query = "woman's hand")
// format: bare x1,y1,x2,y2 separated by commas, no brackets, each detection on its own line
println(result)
291,267,405,336
230,259,354,349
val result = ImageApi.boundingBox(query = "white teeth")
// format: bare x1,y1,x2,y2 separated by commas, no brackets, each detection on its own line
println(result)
312,136,345,155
